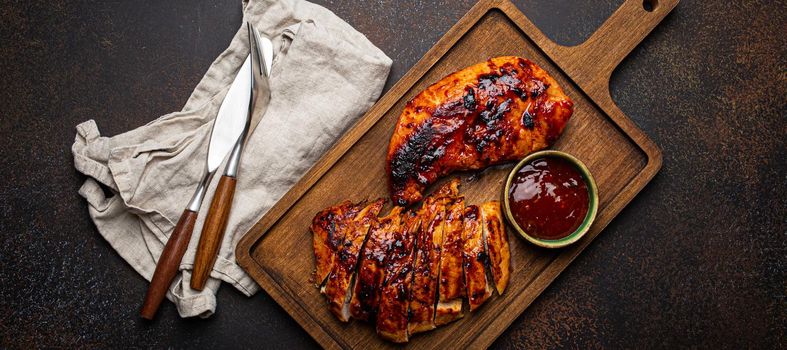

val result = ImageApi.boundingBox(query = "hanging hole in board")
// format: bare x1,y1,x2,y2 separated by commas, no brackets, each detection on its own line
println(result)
643,0,657,12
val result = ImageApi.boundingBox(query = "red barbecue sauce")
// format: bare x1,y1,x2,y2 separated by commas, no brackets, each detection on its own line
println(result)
508,157,589,240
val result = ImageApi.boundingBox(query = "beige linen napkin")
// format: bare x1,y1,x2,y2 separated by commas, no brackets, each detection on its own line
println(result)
71,0,391,318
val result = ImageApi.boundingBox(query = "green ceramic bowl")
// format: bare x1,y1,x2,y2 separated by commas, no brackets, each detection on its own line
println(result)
502,150,598,249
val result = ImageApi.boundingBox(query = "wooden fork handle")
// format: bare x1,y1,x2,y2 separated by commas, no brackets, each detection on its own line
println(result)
140,209,198,320
190,175,237,291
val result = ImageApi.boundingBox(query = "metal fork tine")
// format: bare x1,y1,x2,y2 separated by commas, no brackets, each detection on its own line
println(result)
247,23,259,88
245,22,273,136
248,23,268,81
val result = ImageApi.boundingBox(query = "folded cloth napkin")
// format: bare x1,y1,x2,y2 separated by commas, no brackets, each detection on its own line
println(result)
71,0,391,318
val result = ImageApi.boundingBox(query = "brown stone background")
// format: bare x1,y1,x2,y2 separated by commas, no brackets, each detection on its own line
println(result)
1,0,784,348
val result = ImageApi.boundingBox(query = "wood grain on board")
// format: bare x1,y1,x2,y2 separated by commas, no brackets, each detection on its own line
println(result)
236,0,677,348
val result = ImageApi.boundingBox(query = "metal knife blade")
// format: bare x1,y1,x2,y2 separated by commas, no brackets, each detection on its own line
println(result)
207,56,252,172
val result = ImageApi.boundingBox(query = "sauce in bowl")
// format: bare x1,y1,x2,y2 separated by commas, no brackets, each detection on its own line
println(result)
507,156,589,240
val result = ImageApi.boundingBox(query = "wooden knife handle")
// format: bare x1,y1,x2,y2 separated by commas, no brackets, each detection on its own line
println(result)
140,209,198,320
190,175,237,291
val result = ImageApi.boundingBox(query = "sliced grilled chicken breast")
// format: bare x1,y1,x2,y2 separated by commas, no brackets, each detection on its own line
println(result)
311,200,362,286
479,201,510,294
407,179,458,334
321,199,385,321
313,182,513,342
462,205,493,311
349,206,404,322
408,197,450,334
377,211,420,343
435,197,466,325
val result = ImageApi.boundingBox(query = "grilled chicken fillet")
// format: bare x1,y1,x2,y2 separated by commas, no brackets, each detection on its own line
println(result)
377,211,420,343
312,201,363,286
312,181,512,342
407,180,458,334
480,201,510,294
435,197,466,325
321,199,385,321
462,205,493,311
350,207,404,321
387,56,574,205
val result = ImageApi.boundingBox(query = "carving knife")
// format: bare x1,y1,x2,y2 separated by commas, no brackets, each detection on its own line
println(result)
140,42,253,320
190,23,273,290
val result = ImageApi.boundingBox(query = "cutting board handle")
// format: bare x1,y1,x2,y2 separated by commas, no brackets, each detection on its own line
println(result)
560,0,678,87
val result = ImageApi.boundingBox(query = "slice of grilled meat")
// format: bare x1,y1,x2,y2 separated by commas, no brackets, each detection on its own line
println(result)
407,183,457,334
462,205,493,311
377,211,420,343
349,206,404,322
387,56,574,205
435,197,466,325
407,208,444,334
311,200,363,286
321,199,385,321
479,201,510,294
432,178,460,199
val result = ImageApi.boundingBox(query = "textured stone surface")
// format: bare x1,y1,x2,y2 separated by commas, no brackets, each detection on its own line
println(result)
0,0,784,348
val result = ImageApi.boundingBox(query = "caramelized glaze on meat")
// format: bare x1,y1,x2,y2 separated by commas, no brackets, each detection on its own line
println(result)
407,181,458,334
435,197,466,325
387,56,574,205
311,201,363,286
349,207,404,322
480,201,510,294
321,199,384,321
462,205,493,311
377,211,420,343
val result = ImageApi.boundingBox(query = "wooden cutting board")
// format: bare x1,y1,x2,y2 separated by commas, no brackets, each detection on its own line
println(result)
236,0,676,348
